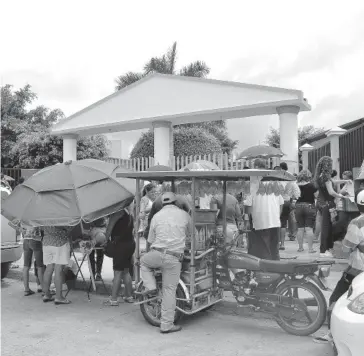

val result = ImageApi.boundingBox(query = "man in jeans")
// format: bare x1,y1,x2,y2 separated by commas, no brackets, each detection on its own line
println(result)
314,188,364,344
140,192,192,334
42,226,73,304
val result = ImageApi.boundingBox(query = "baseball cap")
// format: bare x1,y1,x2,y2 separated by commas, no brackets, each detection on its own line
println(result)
356,190,364,205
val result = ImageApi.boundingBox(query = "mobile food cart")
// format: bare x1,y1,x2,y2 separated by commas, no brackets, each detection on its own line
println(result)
116,169,333,336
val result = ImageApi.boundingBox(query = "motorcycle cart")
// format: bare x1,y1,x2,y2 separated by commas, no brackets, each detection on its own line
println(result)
116,169,333,335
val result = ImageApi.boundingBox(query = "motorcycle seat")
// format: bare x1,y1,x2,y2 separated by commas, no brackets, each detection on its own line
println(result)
259,259,318,274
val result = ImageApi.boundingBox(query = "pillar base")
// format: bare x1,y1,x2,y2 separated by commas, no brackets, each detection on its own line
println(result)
153,121,173,167
63,134,78,162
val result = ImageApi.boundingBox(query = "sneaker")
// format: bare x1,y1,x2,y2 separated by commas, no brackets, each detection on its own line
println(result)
324,250,334,258
313,332,332,344
160,325,182,334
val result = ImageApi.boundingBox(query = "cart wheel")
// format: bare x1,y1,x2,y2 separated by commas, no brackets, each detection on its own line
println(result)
139,282,186,327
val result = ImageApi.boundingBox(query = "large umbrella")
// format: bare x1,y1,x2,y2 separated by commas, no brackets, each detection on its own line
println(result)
180,160,220,171
1,159,134,227
237,145,285,160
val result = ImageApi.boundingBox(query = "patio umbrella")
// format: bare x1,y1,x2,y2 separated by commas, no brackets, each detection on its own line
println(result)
237,145,285,160
180,160,220,171
1,159,134,227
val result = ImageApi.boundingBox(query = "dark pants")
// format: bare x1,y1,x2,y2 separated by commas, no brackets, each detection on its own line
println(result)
333,211,360,242
319,205,333,253
248,228,280,260
89,249,104,276
327,272,355,328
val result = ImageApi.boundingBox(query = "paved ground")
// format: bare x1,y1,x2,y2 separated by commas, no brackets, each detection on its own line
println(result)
2,277,335,356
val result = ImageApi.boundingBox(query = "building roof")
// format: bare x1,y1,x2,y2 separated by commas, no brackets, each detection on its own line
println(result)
52,73,310,136
303,117,364,144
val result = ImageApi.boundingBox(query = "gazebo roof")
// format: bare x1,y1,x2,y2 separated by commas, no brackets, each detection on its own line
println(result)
52,73,311,136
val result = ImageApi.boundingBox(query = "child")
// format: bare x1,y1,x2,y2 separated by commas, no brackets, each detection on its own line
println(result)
314,188,364,344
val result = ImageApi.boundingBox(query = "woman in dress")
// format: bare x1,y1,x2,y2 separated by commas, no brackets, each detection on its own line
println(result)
313,157,345,258
295,170,317,253
105,205,135,305
138,183,157,239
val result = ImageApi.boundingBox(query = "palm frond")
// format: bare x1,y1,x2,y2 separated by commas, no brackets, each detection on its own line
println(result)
115,72,144,91
179,61,210,78
166,42,177,74
143,56,170,75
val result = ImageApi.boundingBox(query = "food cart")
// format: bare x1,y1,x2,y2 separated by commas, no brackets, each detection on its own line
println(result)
116,169,332,335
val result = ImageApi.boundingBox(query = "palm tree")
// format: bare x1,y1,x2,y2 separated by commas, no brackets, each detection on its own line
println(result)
115,42,210,90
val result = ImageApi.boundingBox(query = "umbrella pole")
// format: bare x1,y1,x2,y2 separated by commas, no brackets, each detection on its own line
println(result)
135,179,141,284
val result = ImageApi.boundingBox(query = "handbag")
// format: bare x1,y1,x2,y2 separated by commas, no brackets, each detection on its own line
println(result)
103,238,116,258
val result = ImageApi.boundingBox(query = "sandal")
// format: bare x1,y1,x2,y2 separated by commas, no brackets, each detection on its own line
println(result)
24,289,35,296
54,299,71,305
103,299,119,306
297,248,304,252
43,295,55,303
123,297,134,303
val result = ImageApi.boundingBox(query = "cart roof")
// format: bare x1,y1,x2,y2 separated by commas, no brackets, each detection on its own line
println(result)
115,169,295,181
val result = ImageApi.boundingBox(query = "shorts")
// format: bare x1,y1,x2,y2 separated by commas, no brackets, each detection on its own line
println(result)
43,243,71,265
295,203,316,229
113,241,136,271
280,201,292,227
23,239,43,268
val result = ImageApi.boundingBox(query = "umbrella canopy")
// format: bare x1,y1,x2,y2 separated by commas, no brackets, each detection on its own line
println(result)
1,159,134,227
180,160,220,171
237,145,285,160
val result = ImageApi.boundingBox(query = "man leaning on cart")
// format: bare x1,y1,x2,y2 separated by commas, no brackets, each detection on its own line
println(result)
138,192,192,334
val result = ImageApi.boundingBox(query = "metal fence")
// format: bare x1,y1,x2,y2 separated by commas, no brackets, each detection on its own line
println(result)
339,123,364,173
308,143,331,173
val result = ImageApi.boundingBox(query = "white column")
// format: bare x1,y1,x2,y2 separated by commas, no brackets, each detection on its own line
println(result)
63,134,78,162
153,121,173,166
327,127,346,178
299,143,314,171
277,105,300,174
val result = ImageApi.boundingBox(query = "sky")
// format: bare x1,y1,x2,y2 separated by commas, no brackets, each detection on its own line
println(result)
1,0,364,157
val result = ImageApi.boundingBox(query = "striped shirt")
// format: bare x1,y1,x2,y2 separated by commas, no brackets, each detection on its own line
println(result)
42,226,73,247
342,214,364,276
281,181,301,202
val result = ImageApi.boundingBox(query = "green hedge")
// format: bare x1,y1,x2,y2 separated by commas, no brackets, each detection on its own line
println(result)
130,127,222,159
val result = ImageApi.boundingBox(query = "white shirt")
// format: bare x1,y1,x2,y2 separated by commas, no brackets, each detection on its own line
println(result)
244,181,284,230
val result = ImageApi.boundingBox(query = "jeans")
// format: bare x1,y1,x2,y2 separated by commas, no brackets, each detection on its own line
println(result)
248,228,280,260
319,205,333,253
23,239,43,268
141,250,182,331
89,249,104,276
288,209,297,237
333,211,360,242
327,272,355,328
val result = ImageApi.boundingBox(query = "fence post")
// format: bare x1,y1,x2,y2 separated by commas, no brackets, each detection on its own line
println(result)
327,127,347,178
299,144,314,171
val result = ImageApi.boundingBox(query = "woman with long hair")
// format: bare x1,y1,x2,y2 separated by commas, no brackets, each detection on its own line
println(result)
295,169,317,253
138,183,157,239
313,157,345,258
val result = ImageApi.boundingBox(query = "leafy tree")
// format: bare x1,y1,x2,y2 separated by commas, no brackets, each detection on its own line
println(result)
1,84,109,169
176,121,238,155
265,125,325,148
115,42,210,90
130,127,222,160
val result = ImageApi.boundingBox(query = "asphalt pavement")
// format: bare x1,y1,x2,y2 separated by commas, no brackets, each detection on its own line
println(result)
2,277,335,356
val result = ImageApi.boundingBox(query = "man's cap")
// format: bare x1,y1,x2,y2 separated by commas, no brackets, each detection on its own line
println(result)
161,192,177,205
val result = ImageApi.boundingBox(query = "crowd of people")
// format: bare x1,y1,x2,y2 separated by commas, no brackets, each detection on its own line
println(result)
5,157,364,335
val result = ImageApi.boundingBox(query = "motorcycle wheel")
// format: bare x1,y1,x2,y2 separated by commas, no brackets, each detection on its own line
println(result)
274,280,327,336
139,281,186,327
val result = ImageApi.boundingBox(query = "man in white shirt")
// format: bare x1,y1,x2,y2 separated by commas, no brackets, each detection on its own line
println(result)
140,192,192,334
244,159,284,260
